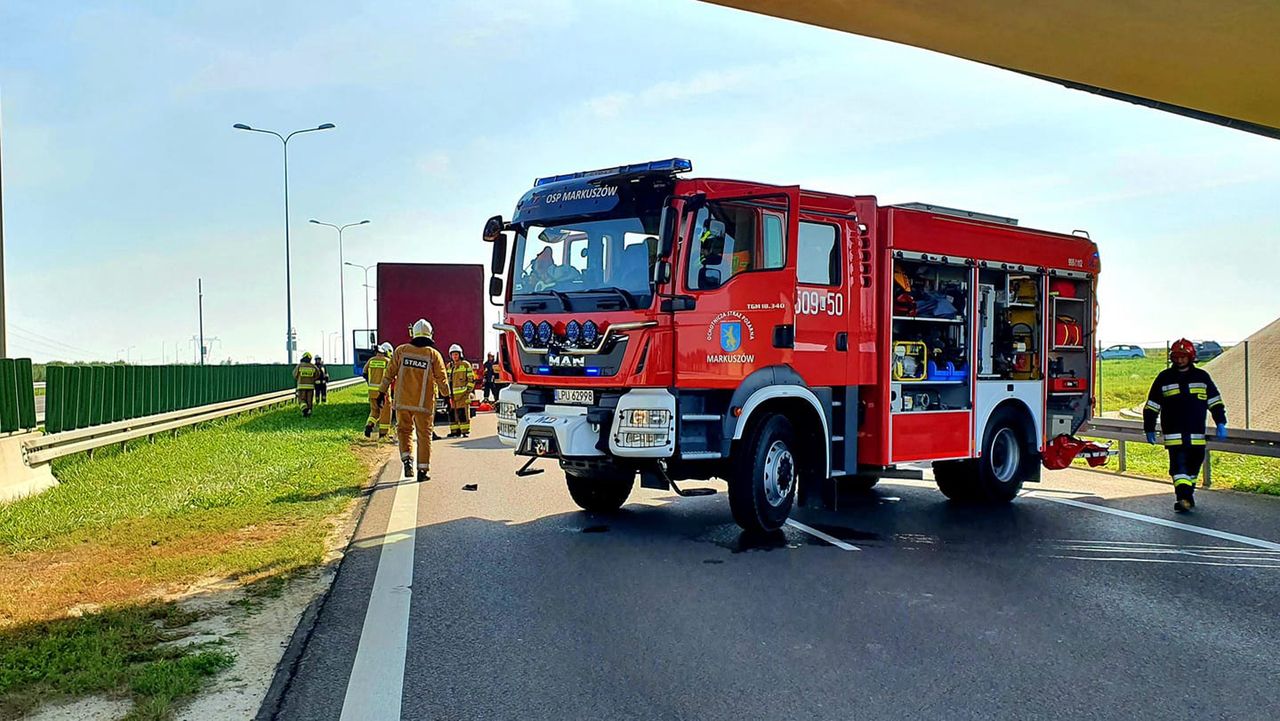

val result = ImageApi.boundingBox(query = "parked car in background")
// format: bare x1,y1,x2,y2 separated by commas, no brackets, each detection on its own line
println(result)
1194,340,1225,360
1099,344,1147,360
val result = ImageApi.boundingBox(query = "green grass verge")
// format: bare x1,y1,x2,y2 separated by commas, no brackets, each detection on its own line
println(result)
0,604,233,720
1096,353,1168,415
0,384,378,718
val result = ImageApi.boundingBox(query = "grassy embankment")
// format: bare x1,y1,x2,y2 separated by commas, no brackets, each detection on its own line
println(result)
0,384,384,719
1089,353,1279,494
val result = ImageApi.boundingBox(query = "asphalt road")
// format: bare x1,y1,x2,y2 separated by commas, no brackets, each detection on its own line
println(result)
272,415,1280,721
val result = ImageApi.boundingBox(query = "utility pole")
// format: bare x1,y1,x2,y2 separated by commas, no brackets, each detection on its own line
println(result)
198,278,206,365
0,93,7,358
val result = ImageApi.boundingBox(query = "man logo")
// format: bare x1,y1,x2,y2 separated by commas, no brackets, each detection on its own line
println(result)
546,353,585,368
720,321,742,353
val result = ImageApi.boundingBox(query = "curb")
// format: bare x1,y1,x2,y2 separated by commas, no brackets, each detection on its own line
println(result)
254,455,395,721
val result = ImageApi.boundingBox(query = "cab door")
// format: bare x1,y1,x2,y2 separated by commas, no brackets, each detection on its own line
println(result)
671,185,798,391
791,216,851,388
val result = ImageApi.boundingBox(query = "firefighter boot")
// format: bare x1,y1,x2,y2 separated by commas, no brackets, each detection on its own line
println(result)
1187,484,1196,509
1174,484,1193,513
364,422,374,438
417,468,430,482
402,458,413,479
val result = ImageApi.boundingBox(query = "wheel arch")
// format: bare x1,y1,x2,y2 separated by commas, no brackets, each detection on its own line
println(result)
728,378,830,478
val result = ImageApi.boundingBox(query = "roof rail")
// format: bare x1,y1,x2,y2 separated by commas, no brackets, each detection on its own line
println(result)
895,202,1018,227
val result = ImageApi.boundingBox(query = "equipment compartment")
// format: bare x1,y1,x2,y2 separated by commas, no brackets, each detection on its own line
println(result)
889,256,972,412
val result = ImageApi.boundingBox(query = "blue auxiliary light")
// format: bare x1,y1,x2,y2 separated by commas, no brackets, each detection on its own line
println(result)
584,367,601,376
582,320,599,345
537,321,553,345
537,366,552,375
565,320,581,344
521,320,536,344
534,158,693,187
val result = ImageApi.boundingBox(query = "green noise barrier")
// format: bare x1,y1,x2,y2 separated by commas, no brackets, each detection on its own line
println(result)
0,358,38,433
43,363,355,434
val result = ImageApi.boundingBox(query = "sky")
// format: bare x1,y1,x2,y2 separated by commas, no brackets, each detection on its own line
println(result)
2,0,1278,364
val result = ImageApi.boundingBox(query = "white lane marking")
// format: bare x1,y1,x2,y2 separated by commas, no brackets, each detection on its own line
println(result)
786,519,860,551
340,472,420,721
1028,493,1280,551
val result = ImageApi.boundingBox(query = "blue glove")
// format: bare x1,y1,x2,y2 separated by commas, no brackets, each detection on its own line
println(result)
1216,423,1228,441
1145,431,1157,445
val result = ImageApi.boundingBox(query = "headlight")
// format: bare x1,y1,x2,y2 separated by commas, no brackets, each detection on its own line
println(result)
582,320,599,346
521,321,536,344
620,409,670,429
537,321,553,346
496,402,516,421
565,319,581,345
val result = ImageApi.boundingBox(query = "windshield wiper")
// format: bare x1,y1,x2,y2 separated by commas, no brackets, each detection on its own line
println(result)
522,289,571,310
591,286,639,309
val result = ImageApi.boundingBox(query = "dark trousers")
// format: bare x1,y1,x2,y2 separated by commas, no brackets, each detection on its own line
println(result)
1167,445,1206,485
483,379,497,402
316,382,328,403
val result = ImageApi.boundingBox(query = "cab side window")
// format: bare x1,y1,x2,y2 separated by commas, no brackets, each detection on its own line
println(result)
797,221,840,286
687,201,785,290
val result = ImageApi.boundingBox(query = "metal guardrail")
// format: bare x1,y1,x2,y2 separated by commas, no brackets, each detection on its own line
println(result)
22,377,362,467
1083,418,1280,486
33,381,45,390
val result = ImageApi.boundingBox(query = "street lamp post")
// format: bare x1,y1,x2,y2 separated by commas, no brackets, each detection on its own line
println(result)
233,122,335,364
344,261,373,335
310,219,369,365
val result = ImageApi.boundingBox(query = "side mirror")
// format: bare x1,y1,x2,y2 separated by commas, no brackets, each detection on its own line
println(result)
653,260,672,285
482,215,504,242
490,235,507,275
488,275,504,298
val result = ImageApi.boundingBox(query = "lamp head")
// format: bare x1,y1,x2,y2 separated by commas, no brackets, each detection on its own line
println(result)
233,123,252,130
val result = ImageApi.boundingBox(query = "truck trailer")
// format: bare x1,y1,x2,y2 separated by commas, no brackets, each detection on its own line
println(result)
352,262,486,416
485,159,1104,532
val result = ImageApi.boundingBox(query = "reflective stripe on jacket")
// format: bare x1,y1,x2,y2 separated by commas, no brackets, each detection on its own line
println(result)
363,356,390,392
1142,366,1227,445
294,363,318,390
380,342,447,413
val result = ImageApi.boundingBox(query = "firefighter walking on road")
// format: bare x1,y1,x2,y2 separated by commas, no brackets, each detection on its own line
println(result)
379,319,448,480
446,344,476,437
1143,338,1228,512
362,342,394,439
294,352,319,417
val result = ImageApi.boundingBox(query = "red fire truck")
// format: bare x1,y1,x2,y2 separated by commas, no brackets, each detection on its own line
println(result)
484,159,1102,532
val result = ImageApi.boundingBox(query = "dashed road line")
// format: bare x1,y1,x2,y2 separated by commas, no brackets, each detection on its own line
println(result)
339,470,420,721
1028,492,1280,551
786,519,860,551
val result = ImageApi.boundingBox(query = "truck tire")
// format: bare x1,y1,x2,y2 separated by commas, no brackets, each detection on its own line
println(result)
565,468,634,513
936,408,1034,503
933,459,978,501
729,413,798,532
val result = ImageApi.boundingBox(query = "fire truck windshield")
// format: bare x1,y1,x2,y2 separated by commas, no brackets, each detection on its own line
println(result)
511,213,660,311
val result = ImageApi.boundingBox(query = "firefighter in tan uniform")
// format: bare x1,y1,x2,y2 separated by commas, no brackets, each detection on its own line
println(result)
446,343,476,437
362,342,394,438
378,319,448,480
293,352,319,417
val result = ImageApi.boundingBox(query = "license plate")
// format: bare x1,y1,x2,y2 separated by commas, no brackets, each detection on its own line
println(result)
553,389,594,405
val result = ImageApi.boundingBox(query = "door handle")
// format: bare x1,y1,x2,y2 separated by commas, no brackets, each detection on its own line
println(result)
835,332,848,352
773,325,795,349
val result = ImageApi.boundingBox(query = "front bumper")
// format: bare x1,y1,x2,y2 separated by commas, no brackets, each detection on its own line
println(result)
498,386,677,460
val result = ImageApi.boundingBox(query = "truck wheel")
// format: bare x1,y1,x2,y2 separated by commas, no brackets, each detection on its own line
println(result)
729,413,797,532
974,407,1034,502
933,459,978,501
565,468,634,513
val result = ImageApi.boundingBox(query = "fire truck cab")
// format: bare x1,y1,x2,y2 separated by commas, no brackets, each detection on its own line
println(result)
485,159,1100,532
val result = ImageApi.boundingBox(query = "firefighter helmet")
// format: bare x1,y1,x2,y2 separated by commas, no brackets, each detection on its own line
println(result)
411,319,434,339
301,352,312,362
449,343,464,356
378,342,393,354
1170,338,1196,362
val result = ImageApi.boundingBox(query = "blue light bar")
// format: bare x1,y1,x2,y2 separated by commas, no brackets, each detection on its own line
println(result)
537,366,552,375
534,158,693,187
584,367,601,376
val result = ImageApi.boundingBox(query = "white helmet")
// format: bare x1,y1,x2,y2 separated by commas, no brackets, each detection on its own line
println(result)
449,343,464,356
378,342,393,353
411,319,433,339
